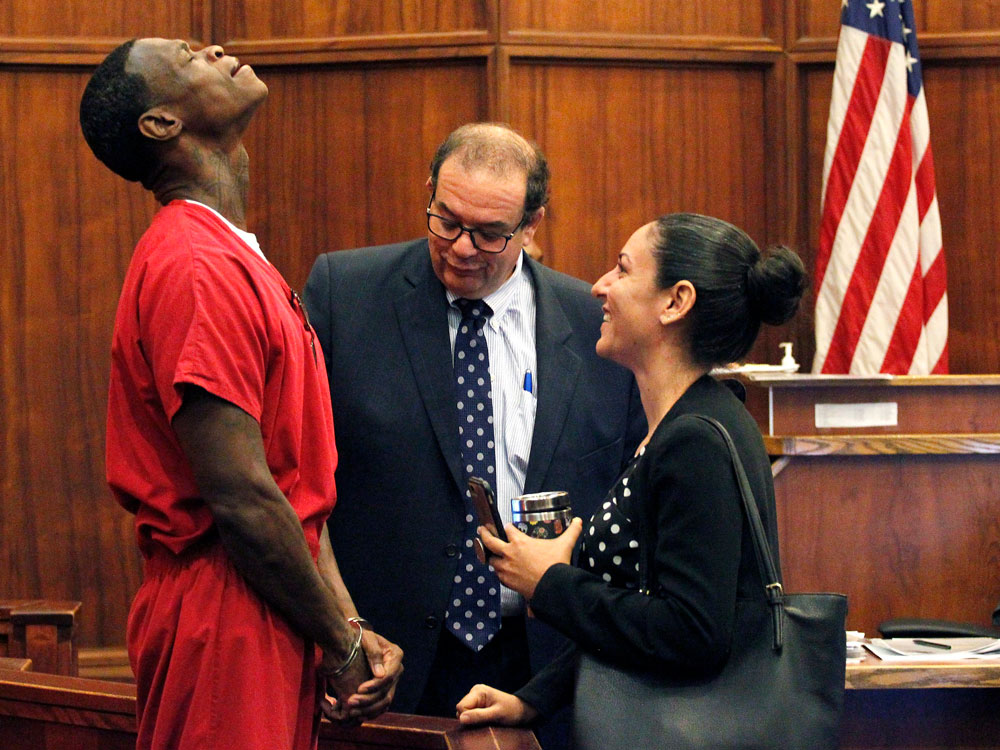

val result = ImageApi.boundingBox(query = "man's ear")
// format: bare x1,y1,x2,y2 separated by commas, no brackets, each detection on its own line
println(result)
137,107,183,142
519,206,545,247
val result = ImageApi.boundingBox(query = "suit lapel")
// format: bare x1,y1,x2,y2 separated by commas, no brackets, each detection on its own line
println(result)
523,258,582,493
394,248,467,497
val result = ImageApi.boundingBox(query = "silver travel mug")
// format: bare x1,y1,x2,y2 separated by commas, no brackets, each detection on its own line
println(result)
511,491,571,539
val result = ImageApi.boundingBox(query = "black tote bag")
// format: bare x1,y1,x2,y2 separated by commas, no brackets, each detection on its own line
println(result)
573,415,847,750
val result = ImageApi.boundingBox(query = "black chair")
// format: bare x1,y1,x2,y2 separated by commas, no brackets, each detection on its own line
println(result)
878,600,1000,638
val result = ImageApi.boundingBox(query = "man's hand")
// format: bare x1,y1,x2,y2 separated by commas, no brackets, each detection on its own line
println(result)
320,629,403,723
480,518,582,600
318,637,372,725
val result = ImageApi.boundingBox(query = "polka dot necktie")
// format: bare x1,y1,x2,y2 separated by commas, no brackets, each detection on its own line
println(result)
445,298,501,651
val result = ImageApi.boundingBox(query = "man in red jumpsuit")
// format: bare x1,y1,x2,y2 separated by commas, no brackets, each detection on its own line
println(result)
79,37,403,750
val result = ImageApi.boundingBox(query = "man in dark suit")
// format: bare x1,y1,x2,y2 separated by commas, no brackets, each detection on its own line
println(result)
304,123,645,729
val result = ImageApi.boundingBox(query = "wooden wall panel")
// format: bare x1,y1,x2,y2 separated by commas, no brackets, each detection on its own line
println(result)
923,61,1000,373
799,0,1000,42
0,70,148,647
218,0,491,43
244,60,489,289
0,1,205,40
508,60,795,364
503,0,769,39
510,62,769,281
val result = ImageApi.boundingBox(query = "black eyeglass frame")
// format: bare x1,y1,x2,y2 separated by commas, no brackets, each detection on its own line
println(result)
425,195,524,254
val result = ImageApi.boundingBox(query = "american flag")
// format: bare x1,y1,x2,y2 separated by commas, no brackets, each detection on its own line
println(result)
813,0,948,374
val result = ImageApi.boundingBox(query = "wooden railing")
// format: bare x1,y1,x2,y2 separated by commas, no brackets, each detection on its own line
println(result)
0,666,541,750
0,599,80,676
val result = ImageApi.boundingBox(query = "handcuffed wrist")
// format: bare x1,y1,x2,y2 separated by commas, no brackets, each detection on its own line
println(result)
328,617,366,677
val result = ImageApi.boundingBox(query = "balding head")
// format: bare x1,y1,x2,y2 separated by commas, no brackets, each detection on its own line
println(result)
429,123,549,228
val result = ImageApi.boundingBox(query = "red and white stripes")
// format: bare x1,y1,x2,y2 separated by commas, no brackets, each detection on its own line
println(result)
813,24,947,374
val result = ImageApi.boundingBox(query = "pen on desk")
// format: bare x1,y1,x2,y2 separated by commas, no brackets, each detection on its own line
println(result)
523,369,533,394
913,639,952,650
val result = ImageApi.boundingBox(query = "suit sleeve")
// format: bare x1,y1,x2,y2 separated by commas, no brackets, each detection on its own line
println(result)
514,641,578,719
303,253,333,373
528,418,744,678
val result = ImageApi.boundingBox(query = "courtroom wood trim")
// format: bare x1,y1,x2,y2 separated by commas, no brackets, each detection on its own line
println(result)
0,35,495,66
215,43,496,66
790,29,1000,54
500,29,782,52
222,31,496,54
742,373,1000,388
77,647,132,682
502,43,781,64
846,653,1000,690
0,669,542,749
495,44,511,121
763,433,1000,456
0,658,31,672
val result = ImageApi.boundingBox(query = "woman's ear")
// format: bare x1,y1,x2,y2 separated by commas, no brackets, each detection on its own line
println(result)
137,107,183,141
659,280,695,325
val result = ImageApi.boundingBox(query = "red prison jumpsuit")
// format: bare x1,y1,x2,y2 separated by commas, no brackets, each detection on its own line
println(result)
105,201,337,750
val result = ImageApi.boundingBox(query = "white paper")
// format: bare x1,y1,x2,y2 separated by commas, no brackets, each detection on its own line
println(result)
865,637,1000,661
815,402,898,429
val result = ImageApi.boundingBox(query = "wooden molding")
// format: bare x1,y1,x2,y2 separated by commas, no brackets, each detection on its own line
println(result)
764,433,1000,456
501,29,782,52
847,653,1000,690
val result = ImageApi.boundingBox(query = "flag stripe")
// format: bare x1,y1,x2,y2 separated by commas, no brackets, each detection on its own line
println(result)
816,34,891,288
813,0,947,375
821,98,914,373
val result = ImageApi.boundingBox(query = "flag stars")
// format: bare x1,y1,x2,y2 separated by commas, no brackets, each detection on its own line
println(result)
866,0,886,17
905,51,918,72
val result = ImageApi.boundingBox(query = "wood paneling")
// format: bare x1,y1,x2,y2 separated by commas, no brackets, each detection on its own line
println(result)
0,70,147,648
217,0,492,46
775,454,1000,636
510,62,769,280
800,0,1000,42
0,1,206,41
245,59,489,289
503,0,772,40
508,58,796,364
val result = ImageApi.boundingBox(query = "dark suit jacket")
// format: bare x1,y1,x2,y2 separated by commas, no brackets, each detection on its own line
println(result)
304,238,645,712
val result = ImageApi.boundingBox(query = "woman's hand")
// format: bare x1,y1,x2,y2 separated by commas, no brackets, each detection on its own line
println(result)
456,684,539,727
480,517,582,601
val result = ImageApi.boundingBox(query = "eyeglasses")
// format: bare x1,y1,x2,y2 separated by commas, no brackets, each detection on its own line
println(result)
426,196,522,254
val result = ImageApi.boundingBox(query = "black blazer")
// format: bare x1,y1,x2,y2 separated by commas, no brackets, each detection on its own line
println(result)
304,238,646,711
517,375,780,716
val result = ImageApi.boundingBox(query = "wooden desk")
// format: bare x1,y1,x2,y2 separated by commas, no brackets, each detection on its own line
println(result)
734,374,1000,637
843,654,1000,749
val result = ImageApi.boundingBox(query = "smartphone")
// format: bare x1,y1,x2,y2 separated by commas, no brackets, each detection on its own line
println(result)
468,476,507,563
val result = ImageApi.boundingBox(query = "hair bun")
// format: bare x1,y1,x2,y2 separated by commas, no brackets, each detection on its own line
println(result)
746,245,808,326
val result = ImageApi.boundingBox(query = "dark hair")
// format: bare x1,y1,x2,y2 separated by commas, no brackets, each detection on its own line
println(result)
428,123,549,228
79,39,159,184
651,213,808,367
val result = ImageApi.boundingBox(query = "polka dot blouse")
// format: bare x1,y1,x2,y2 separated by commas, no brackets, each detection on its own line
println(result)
580,445,645,589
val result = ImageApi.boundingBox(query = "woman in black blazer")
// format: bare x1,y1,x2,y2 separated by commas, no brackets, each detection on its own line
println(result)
455,213,808,728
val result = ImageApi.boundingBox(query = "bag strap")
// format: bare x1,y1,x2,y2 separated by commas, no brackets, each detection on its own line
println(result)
636,414,785,650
